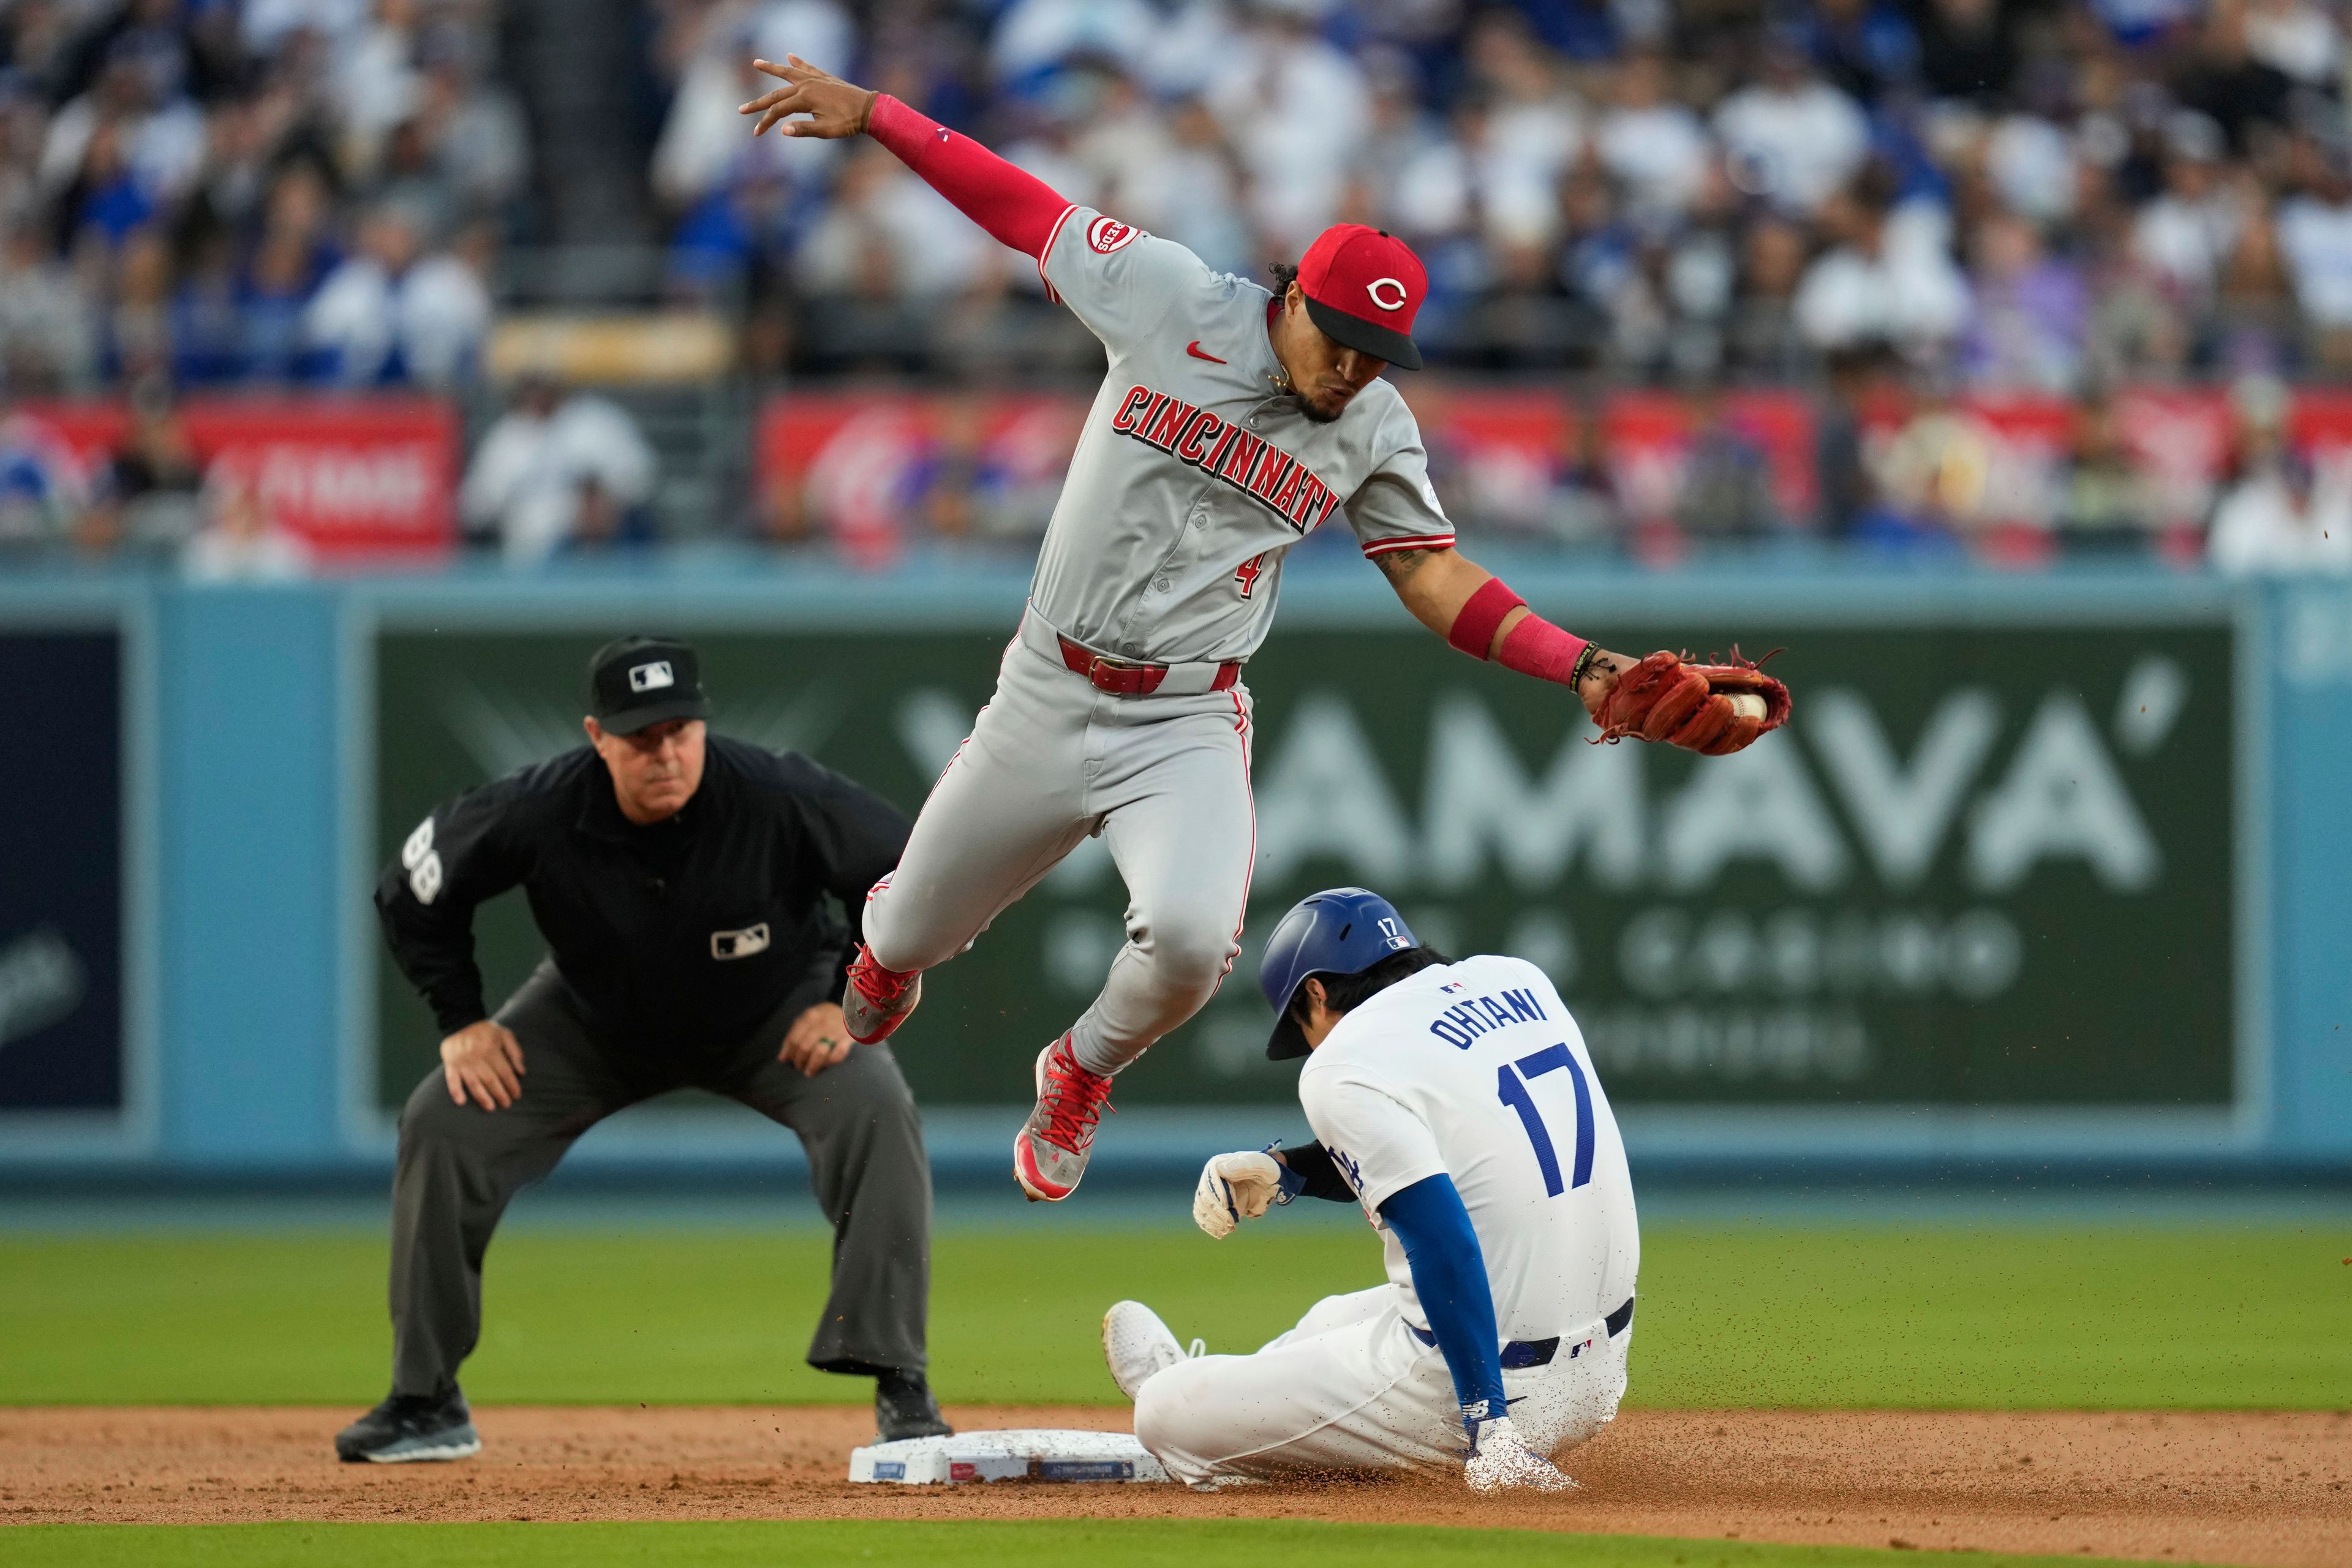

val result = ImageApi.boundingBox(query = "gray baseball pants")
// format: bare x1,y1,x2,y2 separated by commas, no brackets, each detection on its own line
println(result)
386,960,932,1399
864,609,1256,1077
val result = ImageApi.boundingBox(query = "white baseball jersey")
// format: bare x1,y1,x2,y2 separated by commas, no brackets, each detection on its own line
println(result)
1133,956,1638,1486
1030,208,1455,665
1298,955,1640,1345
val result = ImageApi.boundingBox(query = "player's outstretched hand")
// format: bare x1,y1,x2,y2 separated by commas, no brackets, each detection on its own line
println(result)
1463,1416,1575,1493
1192,1150,1284,1238
740,55,876,138
778,1001,855,1076
1572,648,1635,720
441,1020,525,1110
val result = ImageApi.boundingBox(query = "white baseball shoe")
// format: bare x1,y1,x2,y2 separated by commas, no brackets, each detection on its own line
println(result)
1102,1300,1202,1400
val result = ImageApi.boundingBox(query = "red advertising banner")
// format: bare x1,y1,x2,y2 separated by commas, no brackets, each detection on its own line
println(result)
18,397,459,562
1845,386,2235,565
1398,382,1578,538
2115,386,2234,528
758,391,1087,569
760,384,1828,552
754,382,2332,562
1599,388,1817,525
2290,386,2352,454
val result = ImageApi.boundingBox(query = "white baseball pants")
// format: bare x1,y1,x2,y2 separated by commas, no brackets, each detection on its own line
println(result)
862,609,1256,1077
1133,1285,1631,1488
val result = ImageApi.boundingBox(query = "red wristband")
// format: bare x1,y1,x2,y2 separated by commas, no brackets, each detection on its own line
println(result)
1496,614,1590,686
1447,578,1525,659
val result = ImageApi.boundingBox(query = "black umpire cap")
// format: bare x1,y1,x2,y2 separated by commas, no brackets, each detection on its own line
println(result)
588,636,712,735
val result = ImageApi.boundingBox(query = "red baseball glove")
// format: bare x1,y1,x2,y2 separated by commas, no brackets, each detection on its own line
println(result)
1591,648,1791,756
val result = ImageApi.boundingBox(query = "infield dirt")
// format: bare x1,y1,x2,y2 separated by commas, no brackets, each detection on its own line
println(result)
4,1407,2346,1566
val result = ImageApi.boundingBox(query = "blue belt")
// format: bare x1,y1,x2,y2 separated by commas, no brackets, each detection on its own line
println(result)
1409,1295,1634,1368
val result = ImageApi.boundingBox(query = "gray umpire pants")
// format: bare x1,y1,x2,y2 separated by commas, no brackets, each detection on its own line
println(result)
862,608,1257,1079
387,960,932,1400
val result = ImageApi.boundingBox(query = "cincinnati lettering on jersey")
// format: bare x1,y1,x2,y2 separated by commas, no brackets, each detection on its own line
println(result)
1428,987,1548,1050
1110,384,1346,533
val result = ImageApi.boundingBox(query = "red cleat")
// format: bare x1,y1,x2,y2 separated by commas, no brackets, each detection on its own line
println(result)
843,944,923,1044
1013,1036,1115,1202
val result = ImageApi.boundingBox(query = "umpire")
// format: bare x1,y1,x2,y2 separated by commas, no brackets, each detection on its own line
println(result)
336,636,946,1463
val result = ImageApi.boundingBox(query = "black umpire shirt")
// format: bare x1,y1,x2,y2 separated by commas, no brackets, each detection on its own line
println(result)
375,736,910,1055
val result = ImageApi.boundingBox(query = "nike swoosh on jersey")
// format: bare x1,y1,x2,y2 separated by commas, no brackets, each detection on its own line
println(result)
1186,341,1227,363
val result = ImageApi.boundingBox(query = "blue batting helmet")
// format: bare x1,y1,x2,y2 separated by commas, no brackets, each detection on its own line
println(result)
1257,887,1418,1061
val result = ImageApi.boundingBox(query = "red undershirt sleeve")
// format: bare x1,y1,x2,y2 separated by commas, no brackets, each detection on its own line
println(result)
864,94,1072,259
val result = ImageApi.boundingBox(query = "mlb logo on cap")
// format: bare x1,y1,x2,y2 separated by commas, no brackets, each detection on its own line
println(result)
588,636,710,736
1297,224,1428,371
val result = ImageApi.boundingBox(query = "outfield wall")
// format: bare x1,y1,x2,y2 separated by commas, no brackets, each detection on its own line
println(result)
3,560,2348,1180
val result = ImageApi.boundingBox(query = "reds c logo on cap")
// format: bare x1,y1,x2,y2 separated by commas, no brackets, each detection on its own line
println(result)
1087,216,1140,255
1297,224,1428,370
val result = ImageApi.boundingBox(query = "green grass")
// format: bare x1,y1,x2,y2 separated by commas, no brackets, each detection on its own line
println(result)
0,1521,2200,1568
1,1224,2345,1408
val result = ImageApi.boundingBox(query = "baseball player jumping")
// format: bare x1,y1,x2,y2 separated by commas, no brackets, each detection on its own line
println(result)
741,59,1790,1202
1107,886,1637,1490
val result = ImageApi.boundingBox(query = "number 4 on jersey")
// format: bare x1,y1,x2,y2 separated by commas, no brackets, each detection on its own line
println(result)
1497,1044,1596,1197
1234,552,1267,598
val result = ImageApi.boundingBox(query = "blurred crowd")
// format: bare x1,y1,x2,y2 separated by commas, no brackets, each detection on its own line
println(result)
0,0,522,396
657,0,2352,382
19,0,2352,390
9,0,2352,576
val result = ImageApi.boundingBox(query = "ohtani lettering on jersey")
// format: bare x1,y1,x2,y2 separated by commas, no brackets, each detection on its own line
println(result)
1111,384,1346,533
1427,987,1548,1050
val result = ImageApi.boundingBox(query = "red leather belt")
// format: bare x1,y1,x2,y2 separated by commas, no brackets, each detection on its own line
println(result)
1057,634,1242,696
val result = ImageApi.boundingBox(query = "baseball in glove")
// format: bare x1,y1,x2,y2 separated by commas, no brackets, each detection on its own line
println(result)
1592,647,1791,756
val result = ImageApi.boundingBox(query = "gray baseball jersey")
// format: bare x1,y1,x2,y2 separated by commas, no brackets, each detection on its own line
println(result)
863,207,1458,1102
1029,208,1455,665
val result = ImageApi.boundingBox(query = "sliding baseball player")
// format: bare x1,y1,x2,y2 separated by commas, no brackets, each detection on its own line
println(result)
742,58,1789,1202
1104,887,1637,1491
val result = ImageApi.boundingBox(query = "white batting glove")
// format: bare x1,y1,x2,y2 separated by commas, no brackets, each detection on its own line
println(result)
1192,1150,1286,1238
1463,1416,1575,1493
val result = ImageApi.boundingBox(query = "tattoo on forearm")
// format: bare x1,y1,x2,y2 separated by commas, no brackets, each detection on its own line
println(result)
1373,549,1433,586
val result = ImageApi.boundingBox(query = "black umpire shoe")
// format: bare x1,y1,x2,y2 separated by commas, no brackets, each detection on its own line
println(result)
875,1370,952,1442
334,1386,483,1463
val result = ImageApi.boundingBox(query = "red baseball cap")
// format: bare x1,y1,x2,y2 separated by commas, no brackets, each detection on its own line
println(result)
1296,224,1427,371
